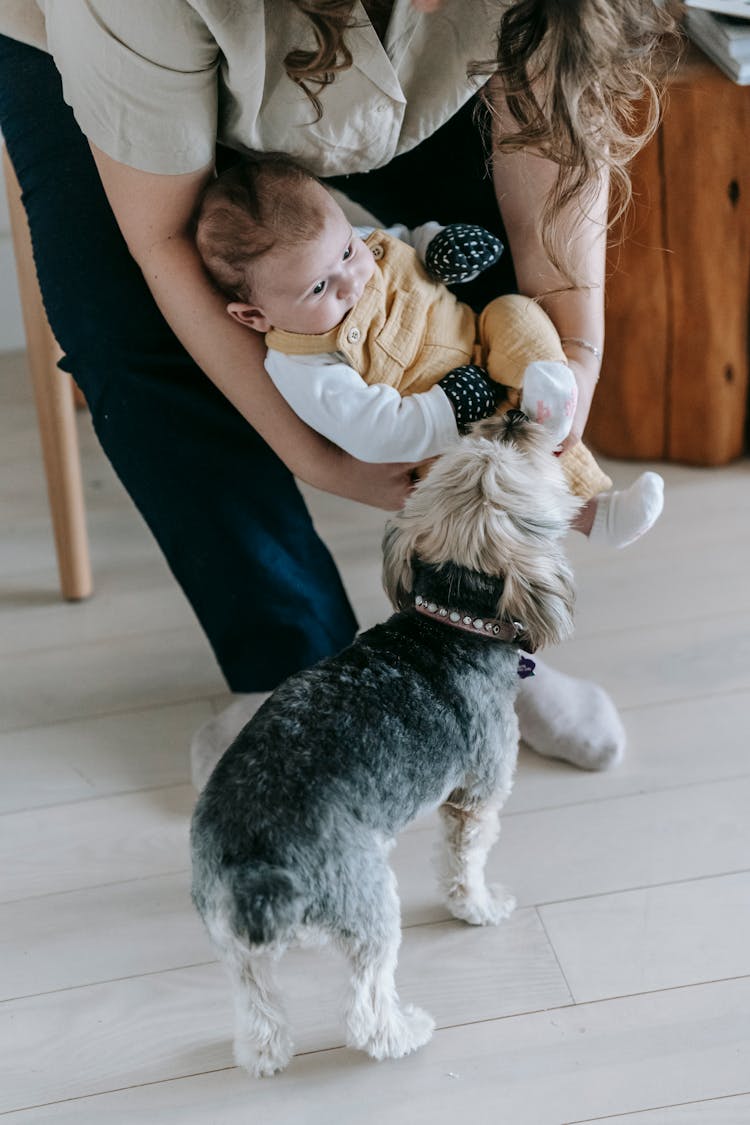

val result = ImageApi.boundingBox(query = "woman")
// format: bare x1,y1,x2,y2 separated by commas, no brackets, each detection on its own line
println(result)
0,0,678,776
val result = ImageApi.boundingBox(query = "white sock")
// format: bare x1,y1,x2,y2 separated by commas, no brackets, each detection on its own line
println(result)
190,692,270,791
516,657,625,770
590,472,664,549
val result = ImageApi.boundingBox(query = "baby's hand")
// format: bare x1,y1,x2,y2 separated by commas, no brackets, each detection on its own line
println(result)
520,361,579,448
425,224,504,285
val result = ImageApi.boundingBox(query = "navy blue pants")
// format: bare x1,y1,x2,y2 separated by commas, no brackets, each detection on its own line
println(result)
0,34,513,691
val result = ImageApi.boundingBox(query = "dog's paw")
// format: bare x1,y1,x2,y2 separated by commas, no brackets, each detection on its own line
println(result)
234,1031,294,1078
447,883,516,926
352,1003,435,1061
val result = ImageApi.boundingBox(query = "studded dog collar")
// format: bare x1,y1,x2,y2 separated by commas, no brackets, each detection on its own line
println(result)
413,595,527,645
412,596,536,675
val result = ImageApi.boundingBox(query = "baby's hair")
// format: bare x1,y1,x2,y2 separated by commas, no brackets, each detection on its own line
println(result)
196,153,326,302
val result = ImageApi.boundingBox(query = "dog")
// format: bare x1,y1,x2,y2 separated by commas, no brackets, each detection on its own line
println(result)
190,410,580,1077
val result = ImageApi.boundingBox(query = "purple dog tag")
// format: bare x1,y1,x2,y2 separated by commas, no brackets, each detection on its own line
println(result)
517,655,536,679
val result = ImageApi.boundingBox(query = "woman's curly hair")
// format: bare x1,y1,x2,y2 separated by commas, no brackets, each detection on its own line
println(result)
286,0,682,279
284,1,360,119
480,0,682,278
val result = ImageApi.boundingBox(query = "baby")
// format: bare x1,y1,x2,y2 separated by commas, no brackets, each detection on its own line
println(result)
196,154,663,548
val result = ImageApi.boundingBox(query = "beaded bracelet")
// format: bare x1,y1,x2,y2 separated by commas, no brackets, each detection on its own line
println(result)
560,336,603,363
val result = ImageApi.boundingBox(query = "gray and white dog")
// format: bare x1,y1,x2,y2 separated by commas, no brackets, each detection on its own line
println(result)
190,410,580,1078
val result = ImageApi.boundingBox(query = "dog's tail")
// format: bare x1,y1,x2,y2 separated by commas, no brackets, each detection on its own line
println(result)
226,863,307,947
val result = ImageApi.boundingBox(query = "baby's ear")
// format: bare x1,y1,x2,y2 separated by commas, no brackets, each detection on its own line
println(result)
227,302,271,333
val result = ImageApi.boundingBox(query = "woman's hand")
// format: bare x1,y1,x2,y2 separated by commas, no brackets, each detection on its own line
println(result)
311,450,417,511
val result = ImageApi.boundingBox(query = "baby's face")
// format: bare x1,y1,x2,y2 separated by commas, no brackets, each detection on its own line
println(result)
251,190,376,335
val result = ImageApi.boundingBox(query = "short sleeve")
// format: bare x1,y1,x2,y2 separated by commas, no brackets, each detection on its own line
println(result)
42,0,219,173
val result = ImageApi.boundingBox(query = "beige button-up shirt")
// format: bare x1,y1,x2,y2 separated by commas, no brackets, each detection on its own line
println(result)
0,0,504,176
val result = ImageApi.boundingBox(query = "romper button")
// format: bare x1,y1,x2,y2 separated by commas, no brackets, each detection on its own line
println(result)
372,245,384,259
347,326,361,343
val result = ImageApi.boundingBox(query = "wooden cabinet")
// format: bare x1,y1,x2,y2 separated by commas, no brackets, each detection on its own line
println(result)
588,49,750,466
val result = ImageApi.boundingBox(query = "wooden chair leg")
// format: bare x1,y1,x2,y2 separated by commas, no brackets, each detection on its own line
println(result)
3,147,93,600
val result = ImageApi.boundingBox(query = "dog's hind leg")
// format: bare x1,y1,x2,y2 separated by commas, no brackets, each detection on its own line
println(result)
437,796,516,926
228,946,293,1078
203,906,293,1078
338,863,434,1061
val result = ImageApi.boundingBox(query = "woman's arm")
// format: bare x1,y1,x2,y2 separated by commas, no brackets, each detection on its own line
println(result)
89,144,415,510
488,77,608,449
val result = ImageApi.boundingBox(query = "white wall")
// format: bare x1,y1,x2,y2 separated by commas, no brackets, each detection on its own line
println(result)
0,140,26,352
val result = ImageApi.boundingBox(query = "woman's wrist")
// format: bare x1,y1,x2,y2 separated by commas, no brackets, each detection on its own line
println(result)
560,336,603,366
301,444,414,511
562,342,602,397
561,355,599,447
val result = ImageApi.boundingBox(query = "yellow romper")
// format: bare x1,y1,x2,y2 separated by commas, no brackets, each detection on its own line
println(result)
266,231,611,499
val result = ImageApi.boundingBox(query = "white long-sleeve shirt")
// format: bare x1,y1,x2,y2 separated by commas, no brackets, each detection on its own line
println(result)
265,350,459,463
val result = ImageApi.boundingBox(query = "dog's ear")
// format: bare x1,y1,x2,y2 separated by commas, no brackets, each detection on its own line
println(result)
497,552,576,652
382,521,415,610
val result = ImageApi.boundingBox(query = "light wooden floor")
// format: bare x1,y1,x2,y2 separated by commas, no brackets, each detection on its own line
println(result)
1,347,749,1124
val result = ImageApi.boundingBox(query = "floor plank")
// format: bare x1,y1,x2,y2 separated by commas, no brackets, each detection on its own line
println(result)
3,767,748,916
539,870,750,1002
508,688,750,814
2,978,747,1124
547,609,750,709
0,873,204,1002
4,771,749,911
0,786,194,904
0,562,196,658
0,629,223,734
0,701,209,814
566,1092,750,1123
396,775,750,922
0,909,569,1113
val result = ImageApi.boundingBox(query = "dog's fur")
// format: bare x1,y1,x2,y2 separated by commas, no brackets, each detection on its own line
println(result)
190,412,580,1077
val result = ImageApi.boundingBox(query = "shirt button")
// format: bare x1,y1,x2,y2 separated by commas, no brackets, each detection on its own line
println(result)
347,326,361,343
371,245,384,260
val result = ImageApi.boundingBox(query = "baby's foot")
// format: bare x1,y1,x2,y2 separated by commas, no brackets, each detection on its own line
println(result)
589,472,664,549
425,224,503,284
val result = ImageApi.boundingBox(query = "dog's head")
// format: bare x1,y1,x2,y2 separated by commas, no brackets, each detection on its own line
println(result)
382,411,582,651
